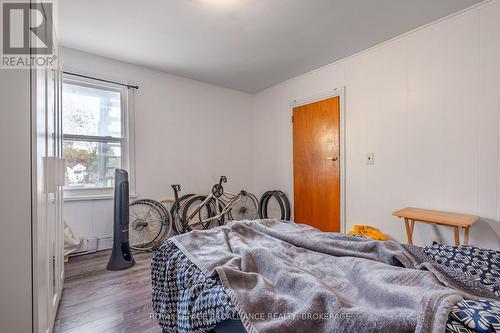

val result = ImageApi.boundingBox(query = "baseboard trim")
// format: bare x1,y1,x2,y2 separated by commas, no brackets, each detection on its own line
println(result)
97,237,113,251
69,236,112,257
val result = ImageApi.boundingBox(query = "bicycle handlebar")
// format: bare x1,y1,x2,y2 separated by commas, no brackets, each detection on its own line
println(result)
219,176,227,185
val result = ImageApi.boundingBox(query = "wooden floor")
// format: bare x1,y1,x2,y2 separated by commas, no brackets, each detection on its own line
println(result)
53,250,161,333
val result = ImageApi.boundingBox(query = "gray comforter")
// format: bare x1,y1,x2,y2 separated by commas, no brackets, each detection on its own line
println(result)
170,219,496,333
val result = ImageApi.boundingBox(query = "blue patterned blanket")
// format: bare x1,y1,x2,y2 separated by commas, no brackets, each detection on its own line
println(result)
152,241,499,333
423,244,500,333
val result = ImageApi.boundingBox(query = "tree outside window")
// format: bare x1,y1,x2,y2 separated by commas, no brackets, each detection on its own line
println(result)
62,79,125,189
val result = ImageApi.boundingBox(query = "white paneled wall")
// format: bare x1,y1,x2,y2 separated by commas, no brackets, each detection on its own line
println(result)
61,48,254,248
64,199,114,250
63,1,500,250
252,0,500,249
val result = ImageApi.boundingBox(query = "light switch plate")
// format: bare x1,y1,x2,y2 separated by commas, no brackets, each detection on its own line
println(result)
366,153,374,165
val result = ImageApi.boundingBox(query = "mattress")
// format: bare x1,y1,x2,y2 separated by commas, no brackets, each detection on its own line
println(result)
152,239,499,333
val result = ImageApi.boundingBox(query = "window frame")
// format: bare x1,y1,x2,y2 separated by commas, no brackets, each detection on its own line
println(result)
62,74,136,200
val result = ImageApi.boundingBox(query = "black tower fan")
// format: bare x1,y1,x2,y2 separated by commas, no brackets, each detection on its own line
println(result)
107,169,135,271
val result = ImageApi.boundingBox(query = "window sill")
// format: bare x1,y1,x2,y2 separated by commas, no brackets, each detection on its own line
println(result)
63,193,138,202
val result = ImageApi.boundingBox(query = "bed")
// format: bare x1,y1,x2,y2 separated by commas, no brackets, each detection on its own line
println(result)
151,219,499,333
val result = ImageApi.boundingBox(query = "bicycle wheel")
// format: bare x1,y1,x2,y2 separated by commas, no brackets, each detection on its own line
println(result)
170,193,195,234
228,191,259,221
216,199,226,226
146,199,172,249
132,199,169,249
129,200,165,251
181,195,219,232
159,199,176,238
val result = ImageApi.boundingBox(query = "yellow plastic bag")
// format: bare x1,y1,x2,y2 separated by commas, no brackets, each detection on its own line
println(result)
347,225,388,241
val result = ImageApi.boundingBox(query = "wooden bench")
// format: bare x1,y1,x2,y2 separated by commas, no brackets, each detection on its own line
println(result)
392,207,479,246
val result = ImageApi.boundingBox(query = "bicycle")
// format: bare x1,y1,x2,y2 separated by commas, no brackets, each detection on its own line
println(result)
171,176,258,233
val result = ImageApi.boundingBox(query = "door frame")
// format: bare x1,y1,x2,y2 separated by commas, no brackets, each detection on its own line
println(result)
290,87,347,233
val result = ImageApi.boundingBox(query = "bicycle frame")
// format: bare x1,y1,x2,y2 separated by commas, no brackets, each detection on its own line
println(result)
186,191,243,229
172,176,250,232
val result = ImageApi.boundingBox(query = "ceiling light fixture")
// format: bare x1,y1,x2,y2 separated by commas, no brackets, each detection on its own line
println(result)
200,0,241,8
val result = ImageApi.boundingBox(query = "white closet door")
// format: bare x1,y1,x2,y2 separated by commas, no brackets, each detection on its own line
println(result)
32,66,49,333
31,57,63,333
32,69,64,333
32,0,64,328
46,67,62,327
55,67,65,316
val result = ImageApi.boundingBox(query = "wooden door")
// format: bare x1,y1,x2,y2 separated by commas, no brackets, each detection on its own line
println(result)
293,97,340,232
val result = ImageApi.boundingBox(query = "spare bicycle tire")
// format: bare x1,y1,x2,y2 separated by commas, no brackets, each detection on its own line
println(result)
258,191,285,220
275,191,291,220
258,190,291,221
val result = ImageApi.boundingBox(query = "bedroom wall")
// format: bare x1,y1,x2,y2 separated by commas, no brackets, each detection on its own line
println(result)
61,47,254,249
252,0,500,249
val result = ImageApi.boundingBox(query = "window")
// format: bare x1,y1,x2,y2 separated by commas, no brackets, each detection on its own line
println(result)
62,76,133,197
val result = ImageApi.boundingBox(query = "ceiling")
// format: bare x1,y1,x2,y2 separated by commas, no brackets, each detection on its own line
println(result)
60,0,482,94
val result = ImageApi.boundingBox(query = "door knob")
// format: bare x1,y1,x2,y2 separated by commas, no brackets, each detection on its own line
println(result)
326,156,338,161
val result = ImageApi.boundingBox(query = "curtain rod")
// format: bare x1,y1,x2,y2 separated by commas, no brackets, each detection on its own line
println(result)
63,71,139,90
